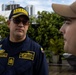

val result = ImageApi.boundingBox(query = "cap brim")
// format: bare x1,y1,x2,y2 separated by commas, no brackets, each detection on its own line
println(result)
52,3,76,18
13,13,29,20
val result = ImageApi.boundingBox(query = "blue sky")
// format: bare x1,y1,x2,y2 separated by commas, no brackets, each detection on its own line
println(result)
0,0,76,14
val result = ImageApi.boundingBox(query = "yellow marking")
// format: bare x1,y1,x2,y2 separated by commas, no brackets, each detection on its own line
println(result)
13,8,28,16
19,51,35,60
0,53,8,57
8,57,14,66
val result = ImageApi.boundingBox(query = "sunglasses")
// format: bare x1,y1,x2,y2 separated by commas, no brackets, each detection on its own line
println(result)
12,18,28,25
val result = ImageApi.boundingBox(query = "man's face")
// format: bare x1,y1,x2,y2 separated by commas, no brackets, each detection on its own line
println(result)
8,15,29,40
60,18,76,55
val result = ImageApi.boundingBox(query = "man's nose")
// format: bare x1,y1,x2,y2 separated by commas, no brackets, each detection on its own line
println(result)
18,22,24,26
59,25,65,35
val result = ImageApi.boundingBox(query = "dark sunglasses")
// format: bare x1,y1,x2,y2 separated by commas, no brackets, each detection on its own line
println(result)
12,18,28,25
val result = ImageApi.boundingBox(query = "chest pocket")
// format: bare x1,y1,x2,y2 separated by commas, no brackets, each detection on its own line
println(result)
0,57,8,74
0,48,8,74
14,51,35,75
0,64,5,74
14,58,33,75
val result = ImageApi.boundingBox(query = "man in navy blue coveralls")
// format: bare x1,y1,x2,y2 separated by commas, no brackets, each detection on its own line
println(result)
0,7,48,75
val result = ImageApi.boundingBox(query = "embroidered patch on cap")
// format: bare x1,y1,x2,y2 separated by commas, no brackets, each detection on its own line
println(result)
13,8,28,16
9,7,29,20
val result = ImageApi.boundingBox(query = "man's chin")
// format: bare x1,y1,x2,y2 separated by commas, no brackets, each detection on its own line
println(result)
15,33,23,37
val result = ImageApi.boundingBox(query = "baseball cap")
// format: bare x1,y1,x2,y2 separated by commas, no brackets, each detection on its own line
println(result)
52,1,76,18
9,7,29,20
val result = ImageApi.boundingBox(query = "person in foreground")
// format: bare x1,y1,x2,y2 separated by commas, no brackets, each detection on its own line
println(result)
0,7,48,75
52,1,76,56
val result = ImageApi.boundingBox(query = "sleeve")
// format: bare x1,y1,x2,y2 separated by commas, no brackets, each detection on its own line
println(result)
33,47,49,75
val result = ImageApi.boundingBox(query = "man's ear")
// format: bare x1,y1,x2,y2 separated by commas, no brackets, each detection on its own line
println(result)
7,20,10,28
